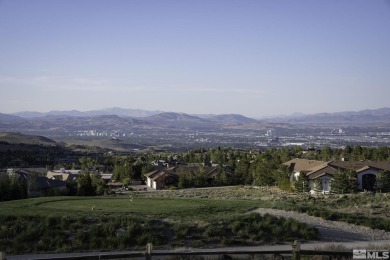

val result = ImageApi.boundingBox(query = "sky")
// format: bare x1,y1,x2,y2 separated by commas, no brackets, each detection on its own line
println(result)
0,0,389,118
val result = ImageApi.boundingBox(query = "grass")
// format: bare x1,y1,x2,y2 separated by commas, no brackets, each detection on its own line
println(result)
0,195,317,254
0,195,268,221
4,186,390,255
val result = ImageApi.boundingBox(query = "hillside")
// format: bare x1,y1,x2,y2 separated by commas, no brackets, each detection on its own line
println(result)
0,113,25,122
142,112,215,128
209,114,259,124
0,132,57,146
13,107,162,118
262,108,390,126
64,138,146,152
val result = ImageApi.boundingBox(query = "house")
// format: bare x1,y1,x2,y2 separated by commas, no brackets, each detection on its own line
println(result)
144,167,179,190
46,168,81,182
100,173,113,183
7,167,48,177
6,168,67,197
283,158,390,193
34,177,67,196
329,160,390,191
284,159,326,181
144,164,229,190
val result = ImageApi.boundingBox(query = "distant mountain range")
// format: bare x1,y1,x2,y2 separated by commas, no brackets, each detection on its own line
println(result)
263,107,390,125
0,108,389,133
12,107,163,118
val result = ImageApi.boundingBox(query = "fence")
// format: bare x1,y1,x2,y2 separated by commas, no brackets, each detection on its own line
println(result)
4,241,353,260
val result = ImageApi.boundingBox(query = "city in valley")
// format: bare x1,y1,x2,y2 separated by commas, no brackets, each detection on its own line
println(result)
1,107,389,151
1,108,390,257
1,1,390,258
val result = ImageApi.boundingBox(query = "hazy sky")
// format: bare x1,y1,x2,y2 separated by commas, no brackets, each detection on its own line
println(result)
0,0,389,117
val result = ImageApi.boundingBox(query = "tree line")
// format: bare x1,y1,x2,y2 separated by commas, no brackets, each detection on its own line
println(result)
1,145,390,200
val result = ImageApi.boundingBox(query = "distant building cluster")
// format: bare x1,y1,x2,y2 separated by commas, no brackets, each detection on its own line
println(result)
331,128,344,135
76,130,126,137
265,129,274,137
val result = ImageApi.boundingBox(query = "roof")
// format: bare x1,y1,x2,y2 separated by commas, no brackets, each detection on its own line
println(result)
36,177,66,189
283,158,326,173
329,160,390,172
144,165,222,182
144,170,161,178
356,165,373,173
306,166,337,180
47,171,78,182
51,169,81,174
100,174,113,180
284,159,390,180
144,169,178,183
305,162,329,175
151,171,170,181
309,172,333,180
19,168,48,175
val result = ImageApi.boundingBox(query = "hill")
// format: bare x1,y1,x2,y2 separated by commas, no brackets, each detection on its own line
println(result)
262,107,390,126
13,107,162,118
209,114,259,124
0,132,57,146
142,112,214,128
0,113,25,122
64,138,146,152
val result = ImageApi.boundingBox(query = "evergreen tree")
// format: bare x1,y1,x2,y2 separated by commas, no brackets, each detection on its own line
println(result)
91,174,107,195
178,172,192,188
250,153,277,186
79,157,97,171
313,179,323,193
0,174,10,201
77,173,95,196
294,172,310,193
331,169,358,194
374,170,390,193
193,166,208,187
321,146,333,161
203,153,211,166
273,165,293,191
235,158,251,184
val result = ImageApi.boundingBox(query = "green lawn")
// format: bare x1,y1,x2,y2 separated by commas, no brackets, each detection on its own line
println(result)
0,195,268,221
0,195,318,254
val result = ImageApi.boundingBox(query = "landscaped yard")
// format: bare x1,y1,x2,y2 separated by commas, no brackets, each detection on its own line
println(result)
0,193,316,254
0,195,268,220
2,186,390,255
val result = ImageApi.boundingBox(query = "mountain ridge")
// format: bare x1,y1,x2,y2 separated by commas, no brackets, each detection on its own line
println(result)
3,107,390,129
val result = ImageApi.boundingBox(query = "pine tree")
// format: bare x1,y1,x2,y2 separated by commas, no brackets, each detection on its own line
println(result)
77,173,95,196
374,170,390,193
294,172,310,193
331,169,358,194
313,179,323,193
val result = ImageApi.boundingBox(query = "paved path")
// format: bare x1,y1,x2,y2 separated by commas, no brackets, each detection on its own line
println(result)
251,208,390,242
